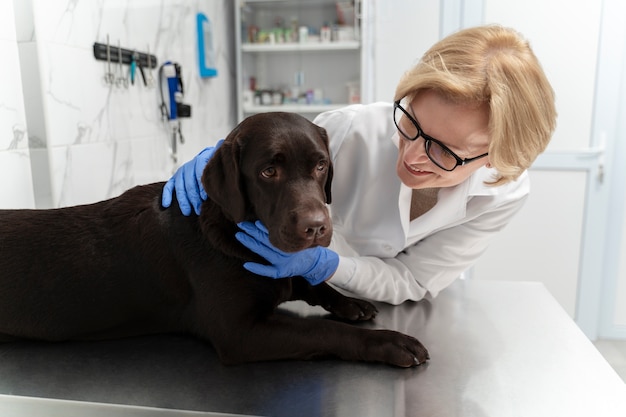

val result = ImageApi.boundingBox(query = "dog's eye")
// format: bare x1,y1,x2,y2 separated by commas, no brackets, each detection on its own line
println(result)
261,167,277,178
316,161,328,172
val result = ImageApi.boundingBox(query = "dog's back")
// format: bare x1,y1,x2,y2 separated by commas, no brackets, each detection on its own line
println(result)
0,183,197,341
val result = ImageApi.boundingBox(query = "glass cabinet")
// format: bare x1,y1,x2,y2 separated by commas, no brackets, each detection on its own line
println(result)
235,0,365,121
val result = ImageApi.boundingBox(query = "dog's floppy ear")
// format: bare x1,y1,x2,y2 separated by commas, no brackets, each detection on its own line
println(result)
318,125,333,204
202,137,247,222
325,162,333,205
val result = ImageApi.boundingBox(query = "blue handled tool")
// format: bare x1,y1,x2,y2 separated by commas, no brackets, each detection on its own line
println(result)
130,53,137,85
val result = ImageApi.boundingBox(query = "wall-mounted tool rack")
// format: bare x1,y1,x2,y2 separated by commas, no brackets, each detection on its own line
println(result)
93,42,158,69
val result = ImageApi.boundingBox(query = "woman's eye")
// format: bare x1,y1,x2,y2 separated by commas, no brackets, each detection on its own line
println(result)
261,167,276,178
440,148,456,159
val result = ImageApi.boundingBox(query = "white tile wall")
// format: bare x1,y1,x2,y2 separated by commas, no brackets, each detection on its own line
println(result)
0,0,35,209
0,150,35,209
1,0,235,209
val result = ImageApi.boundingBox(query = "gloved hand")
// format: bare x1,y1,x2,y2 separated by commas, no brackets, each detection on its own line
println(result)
161,139,224,215
235,221,339,286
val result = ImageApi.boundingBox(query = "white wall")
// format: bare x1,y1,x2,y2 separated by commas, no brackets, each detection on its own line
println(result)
483,0,601,152
370,0,440,102
474,170,587,317
0,0,236,210
616,184,626,326
605,47,626,332
0,0,35,209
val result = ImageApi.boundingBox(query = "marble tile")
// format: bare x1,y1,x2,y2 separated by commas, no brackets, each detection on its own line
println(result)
46,136,175,208
3,0,236,209
0,3,35,210
31,0,92,47
0,41,28,152
48,141,131,207
130,136,175,185
0,149,36,209
16,41,47,148
28,148,53,209
39,42,134,148
0,0,17,41
12,0,35,42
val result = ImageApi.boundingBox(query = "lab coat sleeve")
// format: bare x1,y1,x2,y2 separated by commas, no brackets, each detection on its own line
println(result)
329,194,528,304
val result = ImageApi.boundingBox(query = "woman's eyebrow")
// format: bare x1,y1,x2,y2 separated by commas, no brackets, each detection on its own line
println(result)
409,104,481,155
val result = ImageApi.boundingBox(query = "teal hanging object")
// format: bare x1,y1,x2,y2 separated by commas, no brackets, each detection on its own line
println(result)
197,12,218,78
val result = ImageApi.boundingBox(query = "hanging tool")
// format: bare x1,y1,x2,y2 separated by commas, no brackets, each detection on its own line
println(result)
93,42,158,75
145,44,155,88
115,40,128,88
159,61,192,164
129,52,137,85
137,53,147,87
102,35,115,85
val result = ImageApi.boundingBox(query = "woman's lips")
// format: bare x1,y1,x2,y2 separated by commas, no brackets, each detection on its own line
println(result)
404,161,432,176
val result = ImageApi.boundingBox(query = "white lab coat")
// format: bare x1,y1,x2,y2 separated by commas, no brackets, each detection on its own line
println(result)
314,102,529,304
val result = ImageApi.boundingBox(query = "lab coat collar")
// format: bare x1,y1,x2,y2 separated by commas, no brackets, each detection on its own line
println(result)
400,167,504,241
467,166,502,196
431,167,504,224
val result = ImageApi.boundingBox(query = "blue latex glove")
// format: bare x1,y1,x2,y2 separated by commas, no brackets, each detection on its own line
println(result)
235,221,339,286
161,139,224,215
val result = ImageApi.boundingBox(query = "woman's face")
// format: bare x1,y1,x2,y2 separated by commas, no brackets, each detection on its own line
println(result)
396,90,491,189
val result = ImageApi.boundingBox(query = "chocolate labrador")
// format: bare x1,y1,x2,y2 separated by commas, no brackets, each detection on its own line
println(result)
0,112,429,367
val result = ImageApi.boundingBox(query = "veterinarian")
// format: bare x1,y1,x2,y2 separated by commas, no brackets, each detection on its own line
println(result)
162,25,557,304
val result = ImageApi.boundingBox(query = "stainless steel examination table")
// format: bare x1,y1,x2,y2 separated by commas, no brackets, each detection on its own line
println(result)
1,280,625,417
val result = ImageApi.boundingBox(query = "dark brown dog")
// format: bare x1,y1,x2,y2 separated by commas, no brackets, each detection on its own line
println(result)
0,112,428,367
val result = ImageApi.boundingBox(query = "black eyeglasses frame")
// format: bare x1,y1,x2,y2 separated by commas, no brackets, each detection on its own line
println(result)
393,100,489,172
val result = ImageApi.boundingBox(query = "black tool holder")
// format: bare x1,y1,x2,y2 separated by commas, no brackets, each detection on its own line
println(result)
92,42,157,68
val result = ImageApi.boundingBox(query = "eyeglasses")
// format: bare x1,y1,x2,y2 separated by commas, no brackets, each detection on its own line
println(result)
393,100,489,172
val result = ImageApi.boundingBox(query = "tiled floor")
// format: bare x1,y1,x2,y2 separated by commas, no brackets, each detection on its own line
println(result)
594,339,626,383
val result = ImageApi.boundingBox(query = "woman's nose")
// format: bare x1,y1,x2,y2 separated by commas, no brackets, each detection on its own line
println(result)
404,137,430,164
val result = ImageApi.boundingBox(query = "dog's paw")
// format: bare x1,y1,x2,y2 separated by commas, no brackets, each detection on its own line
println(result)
325,297,378,322
365,330,430,368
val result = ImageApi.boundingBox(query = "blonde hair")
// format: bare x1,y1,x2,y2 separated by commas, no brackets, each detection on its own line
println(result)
394,25,557,185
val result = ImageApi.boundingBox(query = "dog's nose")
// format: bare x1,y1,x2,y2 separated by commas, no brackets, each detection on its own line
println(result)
298,211,330,241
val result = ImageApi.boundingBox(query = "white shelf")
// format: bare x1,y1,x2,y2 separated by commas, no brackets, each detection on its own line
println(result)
242,41,360,53
235,0,363,121
243,103,349,114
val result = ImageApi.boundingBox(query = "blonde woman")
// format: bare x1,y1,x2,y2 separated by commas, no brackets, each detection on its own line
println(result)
162,25,557,304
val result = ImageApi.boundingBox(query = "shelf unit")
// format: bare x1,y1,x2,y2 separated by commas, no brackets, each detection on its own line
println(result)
235,0,364,121
241,40,360,52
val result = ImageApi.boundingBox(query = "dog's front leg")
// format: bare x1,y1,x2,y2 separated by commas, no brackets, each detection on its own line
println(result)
290,279,378,322
210,313,428,367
